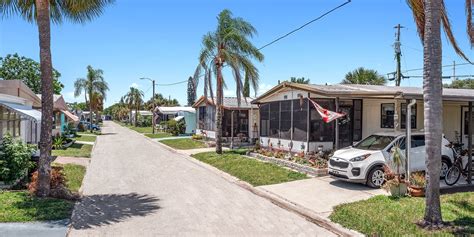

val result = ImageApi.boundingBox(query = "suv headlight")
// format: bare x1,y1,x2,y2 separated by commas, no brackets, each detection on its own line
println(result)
350,154,371,162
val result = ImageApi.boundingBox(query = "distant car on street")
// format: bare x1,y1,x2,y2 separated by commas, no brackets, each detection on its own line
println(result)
328,131,454,188
78,121,101,131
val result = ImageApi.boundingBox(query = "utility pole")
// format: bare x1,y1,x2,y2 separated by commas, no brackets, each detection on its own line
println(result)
394,24,404,87
140,77,156,134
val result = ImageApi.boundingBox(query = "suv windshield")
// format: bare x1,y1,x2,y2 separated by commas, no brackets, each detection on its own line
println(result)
354,135,395,150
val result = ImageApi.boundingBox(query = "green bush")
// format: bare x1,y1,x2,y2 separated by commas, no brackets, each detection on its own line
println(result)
167,120,185,136
0,135,36,184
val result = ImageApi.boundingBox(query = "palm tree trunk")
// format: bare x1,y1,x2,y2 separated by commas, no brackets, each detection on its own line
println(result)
422,0,443,227
35,0,53,197
89,90,93,133
135,105,138,127
215,65,223,154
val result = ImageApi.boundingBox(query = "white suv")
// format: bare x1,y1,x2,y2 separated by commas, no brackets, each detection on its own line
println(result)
328,132,455,188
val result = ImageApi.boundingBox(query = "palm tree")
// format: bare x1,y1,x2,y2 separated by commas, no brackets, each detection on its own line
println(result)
124,87,144,126
1,0,114,197
193,9,264,154
90,92,104,123
341,67,386,85
290,77,310,84
74,66,109,131
407,0,472,228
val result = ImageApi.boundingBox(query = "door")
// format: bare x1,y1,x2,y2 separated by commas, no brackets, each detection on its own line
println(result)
338,105,353,148
461,107,474,149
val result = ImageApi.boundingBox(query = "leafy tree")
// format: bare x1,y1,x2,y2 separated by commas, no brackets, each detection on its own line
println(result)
74,66,109,131
341,67,386,85
444,78,474,89
187,76,196,106
145,93,180,110
194,9,264,154
124,87,144,126
0,0,114,197
289,77,310,84
0,54,63,94
67,102,88,112
407,0,472,228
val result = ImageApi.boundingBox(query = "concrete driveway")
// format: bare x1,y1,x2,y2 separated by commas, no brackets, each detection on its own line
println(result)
259,176,386,218
69,121,335,236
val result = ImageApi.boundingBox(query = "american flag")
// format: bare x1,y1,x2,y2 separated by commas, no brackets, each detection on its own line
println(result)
309,98,346,123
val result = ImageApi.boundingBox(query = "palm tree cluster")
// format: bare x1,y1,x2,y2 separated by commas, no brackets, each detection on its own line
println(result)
124,87,144,126
74,65,109,130
1,0,114,197
193,9,264,154
341,67,386,85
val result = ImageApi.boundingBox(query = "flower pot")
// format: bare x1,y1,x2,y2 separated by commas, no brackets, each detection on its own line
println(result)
409,186,425,197
389,182,408,197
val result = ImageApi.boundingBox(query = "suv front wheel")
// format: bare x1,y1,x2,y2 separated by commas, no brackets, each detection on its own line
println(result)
367,166,385,188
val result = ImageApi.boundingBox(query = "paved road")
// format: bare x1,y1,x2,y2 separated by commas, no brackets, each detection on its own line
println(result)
69,121,334,236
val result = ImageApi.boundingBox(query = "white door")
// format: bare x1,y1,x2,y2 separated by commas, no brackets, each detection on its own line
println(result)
461,107,474,150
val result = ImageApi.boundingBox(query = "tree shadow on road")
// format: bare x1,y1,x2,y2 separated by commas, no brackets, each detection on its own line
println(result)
71,193,160,229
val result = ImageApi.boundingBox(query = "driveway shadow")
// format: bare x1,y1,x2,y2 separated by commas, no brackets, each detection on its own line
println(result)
71,193,160,230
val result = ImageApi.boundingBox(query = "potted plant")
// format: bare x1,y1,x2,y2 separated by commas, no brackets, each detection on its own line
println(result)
408,172,426,197
383,142,407,197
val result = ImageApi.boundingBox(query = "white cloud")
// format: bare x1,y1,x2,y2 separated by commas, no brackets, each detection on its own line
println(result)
257,83,275,96
63,91,82,103
130,83,140,89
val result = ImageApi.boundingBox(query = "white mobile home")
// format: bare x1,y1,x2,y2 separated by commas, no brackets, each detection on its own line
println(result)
252,82,474,152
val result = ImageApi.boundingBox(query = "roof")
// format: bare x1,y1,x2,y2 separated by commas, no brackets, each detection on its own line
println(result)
252,82,474,103
0,101,42,121
156,106,195,114
37,94,68,110
0,80,42,107
192,96,258,109
131,110,153,116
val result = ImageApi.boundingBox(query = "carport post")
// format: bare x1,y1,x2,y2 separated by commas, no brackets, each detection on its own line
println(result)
335,97,339,150
468,101,472,184
405,99,416,179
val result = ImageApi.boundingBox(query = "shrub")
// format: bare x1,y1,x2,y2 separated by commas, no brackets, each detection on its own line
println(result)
0,135,36,184
192,134,203,140
52,136,65,150
167,120,185,136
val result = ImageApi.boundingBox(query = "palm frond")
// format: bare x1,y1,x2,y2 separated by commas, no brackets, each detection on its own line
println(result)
467,0,474,47
441,1,471,63
407,0,425,43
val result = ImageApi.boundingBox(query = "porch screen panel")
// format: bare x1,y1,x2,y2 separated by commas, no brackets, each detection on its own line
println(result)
353,99,363,141
198,106,206,129
310,99,335,142
280,100,292,139
269,101,280,138
260,103,270,136
293,99,308,141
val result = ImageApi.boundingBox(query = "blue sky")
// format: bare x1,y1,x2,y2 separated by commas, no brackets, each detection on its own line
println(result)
1,0,473,107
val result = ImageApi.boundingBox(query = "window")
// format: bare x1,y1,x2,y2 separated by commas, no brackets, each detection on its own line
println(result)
309,99,335,142
269,101,280,138
401,103,417,129
198,106,206,129
260,103,270,137
411,135,425,148
279,100,292,139
381,103,395,128
0,106,22,138
293,99,308,141
354,135,395,150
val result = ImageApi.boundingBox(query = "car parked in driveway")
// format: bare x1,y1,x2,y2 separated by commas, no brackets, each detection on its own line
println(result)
328,132,454,188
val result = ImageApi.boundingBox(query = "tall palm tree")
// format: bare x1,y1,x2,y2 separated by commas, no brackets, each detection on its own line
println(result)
90,92,104,123
124,87,144,126
74,66,109,131
407,0,472,227
194,9,264,154
1,0,114,197
341,67,386,85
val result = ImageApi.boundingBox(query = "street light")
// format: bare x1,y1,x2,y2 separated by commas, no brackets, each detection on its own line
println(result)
140,77,156,134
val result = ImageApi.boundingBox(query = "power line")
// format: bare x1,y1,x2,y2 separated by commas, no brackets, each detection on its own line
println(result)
156,80,188,86
402,62,472,73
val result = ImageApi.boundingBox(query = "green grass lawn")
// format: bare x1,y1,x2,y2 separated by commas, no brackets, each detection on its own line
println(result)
0,191,75,222
145,133,172,139
192,151,307,186
128,126,152,133
330,193,474,236
77,131,100,136
62,164,86,193
52,143,93,158
74,134,97,142
160,138,206,150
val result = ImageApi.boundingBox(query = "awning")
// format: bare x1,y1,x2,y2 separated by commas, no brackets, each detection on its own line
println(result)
173,116,184,122
0,102,41,121
61,110,79,122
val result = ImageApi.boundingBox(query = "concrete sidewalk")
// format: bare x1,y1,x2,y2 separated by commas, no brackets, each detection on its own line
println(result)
0,220,69,237
259,176,386,218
